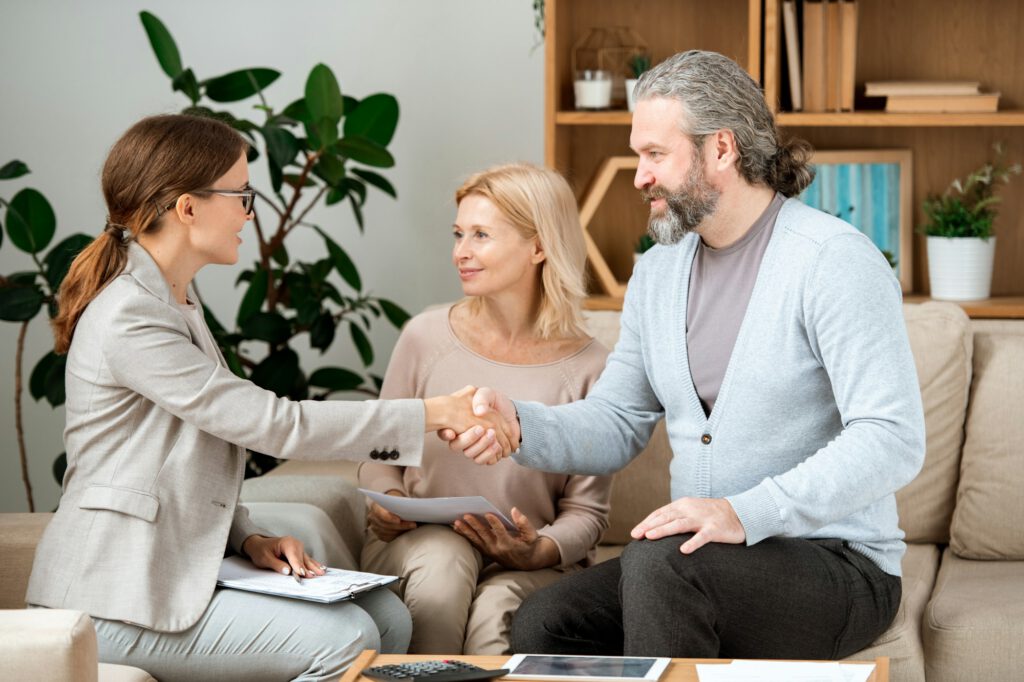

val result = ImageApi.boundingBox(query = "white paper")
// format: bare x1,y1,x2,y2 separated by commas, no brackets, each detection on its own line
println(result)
695,661,874,682
359,488,517,530
217,556,397,604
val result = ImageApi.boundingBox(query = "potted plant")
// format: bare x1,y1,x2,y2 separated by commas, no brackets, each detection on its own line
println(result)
921,143,1021,301
626,53,651,112
634,233,655,264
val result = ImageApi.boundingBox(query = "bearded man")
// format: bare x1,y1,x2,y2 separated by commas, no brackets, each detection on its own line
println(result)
449,50,925,659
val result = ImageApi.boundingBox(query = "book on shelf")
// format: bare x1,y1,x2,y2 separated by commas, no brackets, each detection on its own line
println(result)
825,0,842,111
783,0,803,111
839,0,857,111
802,0,827,111
884,92,1000,113
865,80,981,97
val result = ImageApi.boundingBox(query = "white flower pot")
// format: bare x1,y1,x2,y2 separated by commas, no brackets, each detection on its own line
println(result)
926,236,996,301
626,78,639,112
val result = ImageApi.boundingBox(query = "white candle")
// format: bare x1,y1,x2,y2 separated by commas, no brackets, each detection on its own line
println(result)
574,71,612,109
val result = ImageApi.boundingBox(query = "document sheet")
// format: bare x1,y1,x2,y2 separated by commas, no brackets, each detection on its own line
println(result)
359,488,516,530
217,556,397,603
695,660,875,682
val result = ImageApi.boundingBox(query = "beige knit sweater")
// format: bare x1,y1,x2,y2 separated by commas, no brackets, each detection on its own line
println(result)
359,305,612,567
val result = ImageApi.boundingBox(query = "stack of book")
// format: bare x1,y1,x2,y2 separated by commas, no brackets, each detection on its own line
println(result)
783,0,858,112
864,81,1000,113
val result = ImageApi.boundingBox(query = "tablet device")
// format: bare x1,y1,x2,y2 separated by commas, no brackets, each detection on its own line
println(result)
503,654,671,682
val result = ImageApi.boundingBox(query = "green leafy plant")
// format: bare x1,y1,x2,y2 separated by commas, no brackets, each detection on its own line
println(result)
630,53,651,79
0,160,92,510
635,233,656,254
921,143,1022,240
138,11,411,476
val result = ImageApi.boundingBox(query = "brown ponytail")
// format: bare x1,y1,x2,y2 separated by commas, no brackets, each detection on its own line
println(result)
52,114,247,354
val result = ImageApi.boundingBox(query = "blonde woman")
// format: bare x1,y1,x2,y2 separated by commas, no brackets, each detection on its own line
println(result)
359,163,612,654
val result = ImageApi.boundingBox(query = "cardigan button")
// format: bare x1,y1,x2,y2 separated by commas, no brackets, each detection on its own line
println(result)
701,433,712,445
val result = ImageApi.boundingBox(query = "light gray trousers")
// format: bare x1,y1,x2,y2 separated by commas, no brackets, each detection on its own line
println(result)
93,501,412,681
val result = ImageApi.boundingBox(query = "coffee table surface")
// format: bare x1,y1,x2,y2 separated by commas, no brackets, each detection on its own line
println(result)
342,651,888,682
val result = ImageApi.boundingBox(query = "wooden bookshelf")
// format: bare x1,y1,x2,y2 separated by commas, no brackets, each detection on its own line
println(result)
546,0,1024,317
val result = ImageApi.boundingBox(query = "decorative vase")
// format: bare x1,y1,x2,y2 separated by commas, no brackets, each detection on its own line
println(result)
625,78,639,112
926,236,996,301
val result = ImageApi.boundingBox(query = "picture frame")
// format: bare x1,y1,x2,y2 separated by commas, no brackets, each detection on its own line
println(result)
800,149,913,292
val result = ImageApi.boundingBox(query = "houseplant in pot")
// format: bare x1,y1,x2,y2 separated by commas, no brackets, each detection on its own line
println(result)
625,53,651,112
922,144,1021,301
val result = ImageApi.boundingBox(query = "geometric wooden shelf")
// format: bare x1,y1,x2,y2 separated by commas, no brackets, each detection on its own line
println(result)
578,156,639,299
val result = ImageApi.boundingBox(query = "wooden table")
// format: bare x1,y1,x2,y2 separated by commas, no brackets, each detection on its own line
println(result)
340,651,889,682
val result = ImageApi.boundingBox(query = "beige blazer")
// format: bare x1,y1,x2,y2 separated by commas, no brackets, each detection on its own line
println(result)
26,243,424,632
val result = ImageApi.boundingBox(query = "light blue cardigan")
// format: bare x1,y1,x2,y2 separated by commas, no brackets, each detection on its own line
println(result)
514,198,925,575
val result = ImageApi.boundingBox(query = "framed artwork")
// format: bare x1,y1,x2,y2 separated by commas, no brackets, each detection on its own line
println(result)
800,149,913,292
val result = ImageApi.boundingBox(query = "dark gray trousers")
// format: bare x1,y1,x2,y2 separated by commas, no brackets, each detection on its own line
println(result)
511,535,901,659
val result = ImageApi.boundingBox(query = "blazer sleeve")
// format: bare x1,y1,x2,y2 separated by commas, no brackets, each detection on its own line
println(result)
102,292,424,465
228,503,271,554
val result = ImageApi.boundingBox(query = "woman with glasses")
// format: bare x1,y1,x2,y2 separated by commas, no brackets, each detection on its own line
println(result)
26,114,510,682
358,163,612,654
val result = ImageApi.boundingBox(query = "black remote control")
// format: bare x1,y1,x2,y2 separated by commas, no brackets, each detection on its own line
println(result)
364,659,509,682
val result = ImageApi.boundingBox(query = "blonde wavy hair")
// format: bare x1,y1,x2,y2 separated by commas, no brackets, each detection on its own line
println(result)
455,163,588,340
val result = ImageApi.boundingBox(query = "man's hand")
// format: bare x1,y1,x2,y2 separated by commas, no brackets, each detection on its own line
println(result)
367,491,417,542
440,387,521,464
425,386,515,464
630,497,746,554
453,507,560,570
242,534,326,578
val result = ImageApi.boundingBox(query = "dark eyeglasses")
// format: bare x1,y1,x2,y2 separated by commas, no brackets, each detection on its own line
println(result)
196,187,256,213
157,187,256,217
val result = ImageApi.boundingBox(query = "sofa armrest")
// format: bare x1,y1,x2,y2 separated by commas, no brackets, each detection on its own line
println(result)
0,513,53,609
0,608,99,682
241,474,366,564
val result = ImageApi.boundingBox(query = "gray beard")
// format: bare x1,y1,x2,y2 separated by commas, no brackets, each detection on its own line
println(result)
644,159,721,245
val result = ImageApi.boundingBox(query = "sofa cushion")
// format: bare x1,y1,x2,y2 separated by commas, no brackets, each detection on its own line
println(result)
601,420,673,545
0,608,98,681
896,302,972,544
844,542,939,682
0,513,53,609
923,548,1024,682
950,332,1024,559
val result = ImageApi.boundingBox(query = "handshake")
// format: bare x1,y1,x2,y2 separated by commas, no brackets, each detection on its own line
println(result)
424,386,519,465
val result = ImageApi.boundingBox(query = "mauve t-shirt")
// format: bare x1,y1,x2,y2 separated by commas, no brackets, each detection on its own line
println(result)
686,192,785,416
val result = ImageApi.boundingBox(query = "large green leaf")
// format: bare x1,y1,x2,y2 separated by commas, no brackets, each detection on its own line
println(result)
261,125,300,169
43,233,93,291
0,160,29,180
204,68,281,102
335,136,394,168
309,312,336,351
314,227,361,290
349,322,373,366
53,452,67,486
352,168,397,199
280,98,312,126
0,285,45,321
139,11,183,78
342,177,367,206
29,351,66,406
241,312,291,345
6,188,56,254
378,298,411,329
250,348,300,397
171,68,201,103
313,154,346,186
343,93,399,146
236,268,268,326
305,63,344,125
309,366,364,392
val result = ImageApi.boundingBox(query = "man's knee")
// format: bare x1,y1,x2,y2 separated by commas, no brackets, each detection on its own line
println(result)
620,536,735,585
510,589,556,653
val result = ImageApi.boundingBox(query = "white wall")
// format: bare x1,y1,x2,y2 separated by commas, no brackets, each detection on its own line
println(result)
0,1,543,512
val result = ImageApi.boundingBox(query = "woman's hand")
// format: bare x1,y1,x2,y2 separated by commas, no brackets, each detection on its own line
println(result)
424,386,514,464
368,491,418,542
242,534,326,578
453,507,560,571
